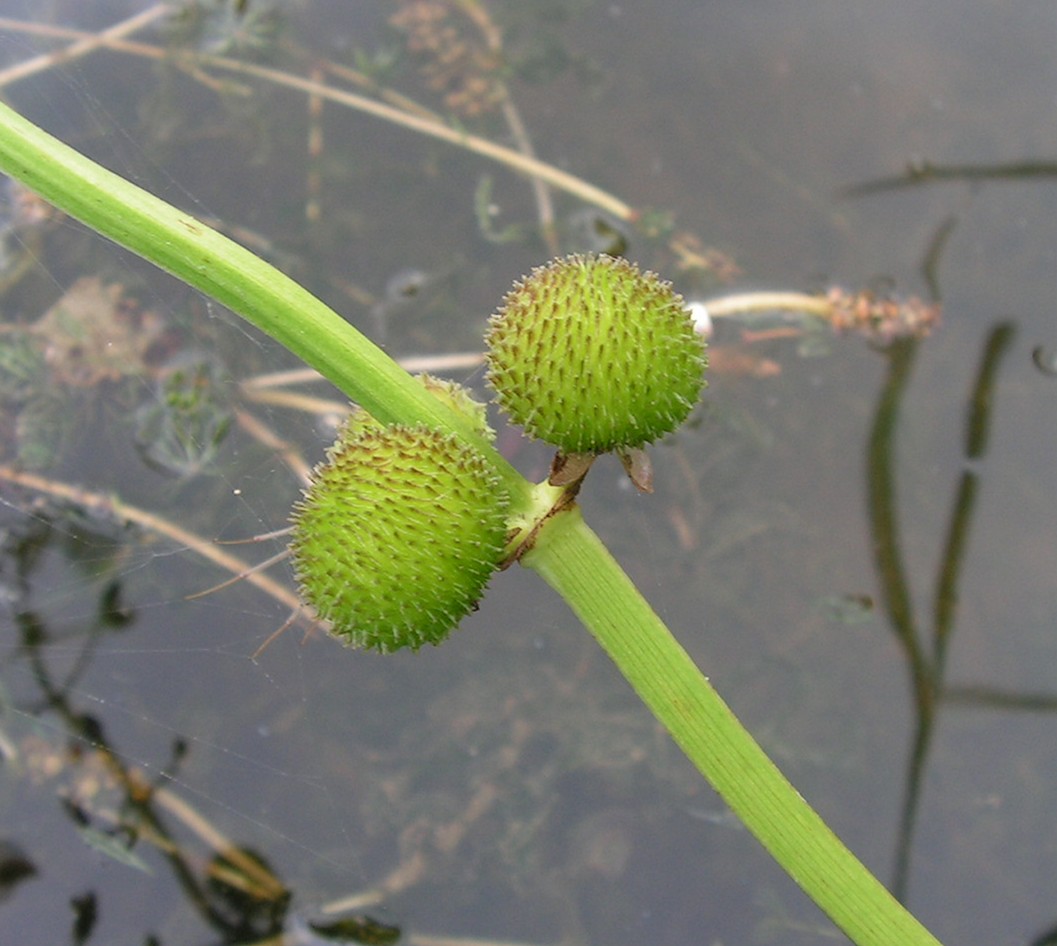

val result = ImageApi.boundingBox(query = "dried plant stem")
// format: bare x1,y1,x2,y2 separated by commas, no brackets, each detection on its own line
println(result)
0,17,635,222
497,90,557,251
703,288,940,341
702,290,832,320
0,464,302,615
232,406,314,485
321,851,429,912
398,351,488,373
459,0,558,250
239,386,351,419
239,352,486,395
319,57,443,122
149,778,288,900
21,737,287,901
0,6,168,86
190,55,636,221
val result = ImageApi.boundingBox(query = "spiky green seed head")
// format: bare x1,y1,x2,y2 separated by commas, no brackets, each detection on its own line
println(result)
485,254,706,453
345,374,494,441
290,424,509,653
418,374,494,439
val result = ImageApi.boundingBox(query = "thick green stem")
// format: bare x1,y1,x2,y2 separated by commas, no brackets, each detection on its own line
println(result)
524,506,942,946
0,99,944,946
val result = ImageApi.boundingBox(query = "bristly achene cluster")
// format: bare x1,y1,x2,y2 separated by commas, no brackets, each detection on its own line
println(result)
291,255,707,652
485,253,706,455
290,422,508,653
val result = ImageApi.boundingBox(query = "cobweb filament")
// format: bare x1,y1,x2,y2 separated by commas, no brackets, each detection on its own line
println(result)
185,545,293,602
0,464,303,617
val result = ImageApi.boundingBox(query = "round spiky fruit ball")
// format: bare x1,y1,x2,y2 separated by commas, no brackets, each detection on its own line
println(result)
290,424,509,653
485,254,706,454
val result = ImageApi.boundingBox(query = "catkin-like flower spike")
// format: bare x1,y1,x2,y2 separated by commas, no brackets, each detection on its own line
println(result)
290,424,509,653
485,254,706,455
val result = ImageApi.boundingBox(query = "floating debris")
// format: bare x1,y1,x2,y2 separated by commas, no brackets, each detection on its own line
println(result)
694,285,941,346
32,277,167,388
1032,345,1057,377
823,285,941,344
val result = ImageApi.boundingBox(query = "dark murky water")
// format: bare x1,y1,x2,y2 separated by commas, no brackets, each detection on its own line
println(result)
0,3,1054,945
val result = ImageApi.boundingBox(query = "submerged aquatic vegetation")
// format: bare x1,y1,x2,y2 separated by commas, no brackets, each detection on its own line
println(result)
0,278,167,469
165,0,282,57
390,0,505,119
134,352,233,478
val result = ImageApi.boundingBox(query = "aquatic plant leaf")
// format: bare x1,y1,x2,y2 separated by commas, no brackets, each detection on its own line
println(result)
817,593,876,626
134,353,233,478
474,175,527,245
15,391,73,470
74,824,154,875
308,916,401,945
0,330,45,400
166,0,282,57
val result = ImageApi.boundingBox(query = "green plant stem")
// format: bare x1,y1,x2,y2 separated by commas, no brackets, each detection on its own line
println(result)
525,506,943,946
0,99,944,946
0,97,523,505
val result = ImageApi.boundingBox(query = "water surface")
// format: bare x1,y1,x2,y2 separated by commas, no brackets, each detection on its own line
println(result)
0,3,1054,945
